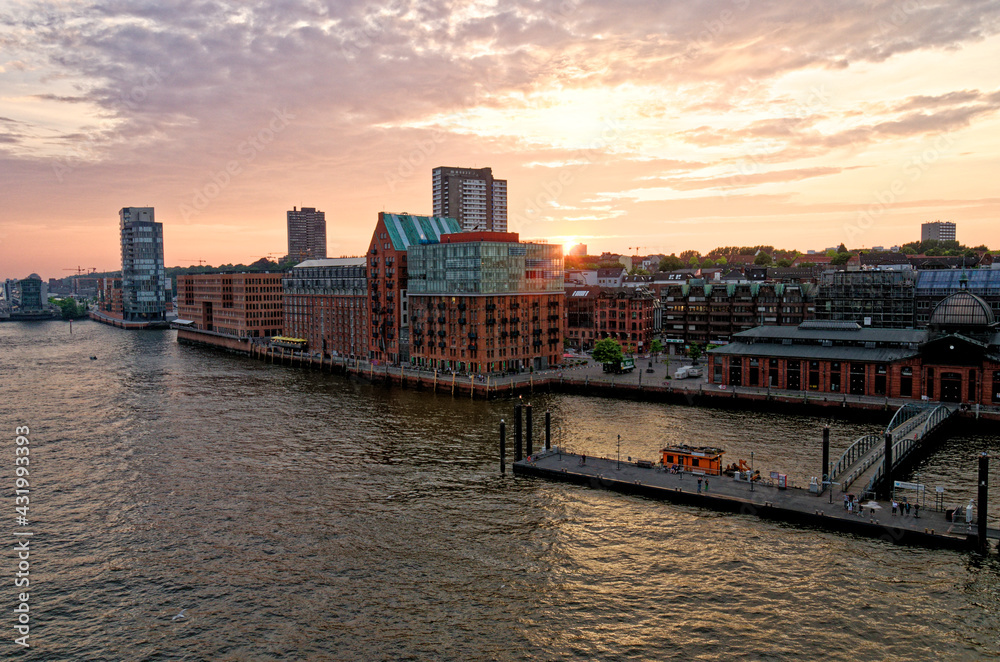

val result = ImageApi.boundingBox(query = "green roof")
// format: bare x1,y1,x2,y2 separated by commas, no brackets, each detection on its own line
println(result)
382,213,460,251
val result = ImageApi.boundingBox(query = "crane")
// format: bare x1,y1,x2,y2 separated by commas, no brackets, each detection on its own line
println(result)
628,246,646,256
62,267,97,294
179,258,207,266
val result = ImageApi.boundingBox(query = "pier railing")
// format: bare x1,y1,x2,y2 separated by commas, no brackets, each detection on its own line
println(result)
831,434,882,490
858,404,954,499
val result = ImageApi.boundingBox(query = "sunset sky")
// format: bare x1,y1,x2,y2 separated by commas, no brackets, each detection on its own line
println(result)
2,0,999,280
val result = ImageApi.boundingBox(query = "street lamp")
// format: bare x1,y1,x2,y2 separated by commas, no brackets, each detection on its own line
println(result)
617,434,621,469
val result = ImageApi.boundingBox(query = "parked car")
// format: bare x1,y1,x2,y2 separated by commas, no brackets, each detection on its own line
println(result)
687,366,703,377
673,366,692,379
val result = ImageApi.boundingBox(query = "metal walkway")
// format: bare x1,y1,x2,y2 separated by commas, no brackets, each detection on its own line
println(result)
831,403,957,499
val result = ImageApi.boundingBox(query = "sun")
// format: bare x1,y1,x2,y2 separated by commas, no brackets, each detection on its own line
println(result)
562,237,578,255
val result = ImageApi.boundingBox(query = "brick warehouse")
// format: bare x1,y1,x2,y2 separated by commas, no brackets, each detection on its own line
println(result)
407,231,564,373
283,258,368,361
709,291,1000,405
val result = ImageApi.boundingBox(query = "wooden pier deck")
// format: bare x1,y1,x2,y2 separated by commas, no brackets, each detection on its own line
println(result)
514,449,1000,552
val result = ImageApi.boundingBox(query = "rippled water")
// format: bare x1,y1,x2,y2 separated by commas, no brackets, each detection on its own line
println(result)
2,320,999,660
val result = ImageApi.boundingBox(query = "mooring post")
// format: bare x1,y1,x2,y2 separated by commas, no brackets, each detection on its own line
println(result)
526,404,533,457
883,432,893,499
822,425,830,496
978,452,989,551
514,404,523,462
500,419,506,475
545,411,551,451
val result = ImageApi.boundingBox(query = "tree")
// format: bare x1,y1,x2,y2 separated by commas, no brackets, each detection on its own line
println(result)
629,266,650,275
714,257,728,266
592,337,624,364
650,339,664,359
830,251,853,265
687,343,703,363
753,252,773,266
679,249,700,262
701,259,715,269
658,255,685,272
837,243,848,253
776,258,793,268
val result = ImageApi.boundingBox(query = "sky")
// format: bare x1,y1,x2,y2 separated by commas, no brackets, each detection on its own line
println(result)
2,0,1000,280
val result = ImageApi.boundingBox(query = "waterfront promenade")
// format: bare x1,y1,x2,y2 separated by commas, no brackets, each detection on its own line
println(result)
514,449,1000,551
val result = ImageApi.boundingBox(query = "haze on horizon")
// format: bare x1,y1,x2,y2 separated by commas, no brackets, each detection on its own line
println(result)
2,0,999,280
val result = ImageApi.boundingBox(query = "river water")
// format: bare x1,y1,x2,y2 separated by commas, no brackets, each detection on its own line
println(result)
2,320,999,661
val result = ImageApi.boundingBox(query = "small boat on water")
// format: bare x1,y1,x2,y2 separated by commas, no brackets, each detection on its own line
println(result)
660,444,725,475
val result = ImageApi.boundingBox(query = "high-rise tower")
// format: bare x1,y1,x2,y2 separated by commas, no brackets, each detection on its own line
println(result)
119,206,166,321
432,167,507,232
287,206,327,262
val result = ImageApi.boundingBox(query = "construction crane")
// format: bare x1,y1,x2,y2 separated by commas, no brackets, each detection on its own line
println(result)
256,253,284,262
628,246,646,256
62,267,97,294
179,258,207,266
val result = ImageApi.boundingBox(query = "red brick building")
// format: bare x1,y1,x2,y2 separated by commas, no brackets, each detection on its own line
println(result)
367,213,461,364
708,291,1000,405
283,258,368,360
407,232,564,373
176,272,285,338
564,286,657,353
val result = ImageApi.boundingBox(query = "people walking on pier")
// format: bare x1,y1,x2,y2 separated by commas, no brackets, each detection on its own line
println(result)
704,477,709,492
581,453,586,466
697,477,703,493
914,503,920,518
905,502,911,516
891,500,898,516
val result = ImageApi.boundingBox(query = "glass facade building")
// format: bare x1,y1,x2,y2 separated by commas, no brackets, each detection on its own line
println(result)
120,207,166,321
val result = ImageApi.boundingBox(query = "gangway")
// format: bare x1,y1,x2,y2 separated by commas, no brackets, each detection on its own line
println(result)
831,403,957,498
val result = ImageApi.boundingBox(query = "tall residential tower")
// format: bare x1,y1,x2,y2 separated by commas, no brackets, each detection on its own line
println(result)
921,221,957,242
432,167,507,232
287,206,327,262
120,206,166,322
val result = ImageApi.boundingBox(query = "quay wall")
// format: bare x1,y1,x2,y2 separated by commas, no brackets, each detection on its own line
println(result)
171,328,1000,423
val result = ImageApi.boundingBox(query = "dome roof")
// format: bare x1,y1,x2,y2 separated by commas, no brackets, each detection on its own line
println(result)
27,273,41,280
929,290,995,328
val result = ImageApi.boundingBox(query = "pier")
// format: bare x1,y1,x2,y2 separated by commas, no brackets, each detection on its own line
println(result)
514,448,999,552
508,401,998,553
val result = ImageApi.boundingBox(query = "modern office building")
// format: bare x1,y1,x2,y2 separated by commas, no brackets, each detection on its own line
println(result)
120,206,166,322
407,231,564,373
921,221,957,242
283,258,368,361
14,274,47,312
814,271,917,328
176,272,285,338
432,166,507,232
287,206,327,262
367,212,462,365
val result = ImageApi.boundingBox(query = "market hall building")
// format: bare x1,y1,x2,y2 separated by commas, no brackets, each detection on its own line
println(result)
708,290,1000,406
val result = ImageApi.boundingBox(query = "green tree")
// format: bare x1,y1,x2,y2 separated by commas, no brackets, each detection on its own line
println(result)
629,266,650,275
592,337,624,364
714,257,728,266
658,255,685,271
701,258,715,269
830,251,853,265
687,343,703,363
837,243,848,253
679,249,700,262
650,339,664,358
753,252,773,266
776,258,793,268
